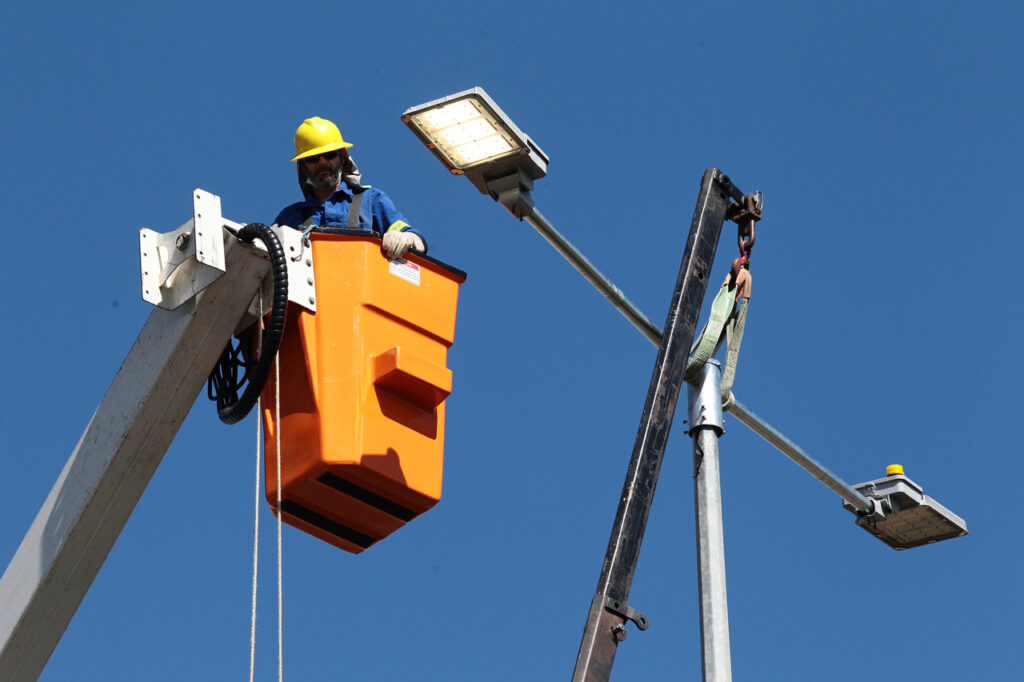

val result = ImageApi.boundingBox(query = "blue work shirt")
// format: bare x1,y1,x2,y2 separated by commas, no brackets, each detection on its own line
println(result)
274,182,424,246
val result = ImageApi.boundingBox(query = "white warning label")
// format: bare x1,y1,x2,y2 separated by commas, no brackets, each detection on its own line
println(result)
389,258,421,286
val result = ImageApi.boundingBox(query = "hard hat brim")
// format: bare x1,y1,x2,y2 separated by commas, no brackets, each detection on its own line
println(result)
291,140,354,163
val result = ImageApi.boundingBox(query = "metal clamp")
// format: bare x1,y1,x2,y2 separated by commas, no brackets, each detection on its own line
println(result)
603,596,649,636
485,169,537,220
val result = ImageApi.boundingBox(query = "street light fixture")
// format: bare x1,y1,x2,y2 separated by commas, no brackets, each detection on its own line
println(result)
843,466,968,550
402,87,548,219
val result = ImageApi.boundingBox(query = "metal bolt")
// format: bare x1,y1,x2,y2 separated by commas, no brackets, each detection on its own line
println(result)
307,277,314,285
306,258,312,266
308,297,315,305
175,234,189,251
611,624,627,642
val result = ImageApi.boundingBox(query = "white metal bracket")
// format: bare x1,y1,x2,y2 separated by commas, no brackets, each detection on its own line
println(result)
271,222,317,313
139,189,317,313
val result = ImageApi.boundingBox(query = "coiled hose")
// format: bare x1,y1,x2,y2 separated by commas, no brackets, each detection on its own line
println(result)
207,223,289,424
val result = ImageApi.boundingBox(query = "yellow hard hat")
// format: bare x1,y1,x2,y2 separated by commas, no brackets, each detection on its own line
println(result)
291,116,353,162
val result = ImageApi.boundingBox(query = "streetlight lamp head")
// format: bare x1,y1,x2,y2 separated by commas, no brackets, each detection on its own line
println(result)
844,469,968,550
402,87,549,218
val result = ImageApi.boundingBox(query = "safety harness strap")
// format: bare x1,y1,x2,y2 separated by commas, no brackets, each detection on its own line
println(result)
300,187,366,240
347,189,364,229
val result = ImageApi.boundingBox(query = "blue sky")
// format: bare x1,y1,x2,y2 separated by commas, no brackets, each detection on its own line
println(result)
1,2,1021,680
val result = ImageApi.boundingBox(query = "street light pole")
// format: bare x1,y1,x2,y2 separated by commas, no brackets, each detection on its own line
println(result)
688,361,732,681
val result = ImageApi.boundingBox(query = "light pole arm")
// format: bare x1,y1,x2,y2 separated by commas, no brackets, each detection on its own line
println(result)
724,398,874,513
523,207,663,346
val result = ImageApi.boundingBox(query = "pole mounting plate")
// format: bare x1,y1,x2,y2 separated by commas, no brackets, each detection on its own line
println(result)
139,189,317,313
603,596,649,631
140,217,225,311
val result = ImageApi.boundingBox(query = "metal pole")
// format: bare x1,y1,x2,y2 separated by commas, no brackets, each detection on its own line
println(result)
571,168,733,681
523,208,663,346
725,398,874,514
688,362,732,682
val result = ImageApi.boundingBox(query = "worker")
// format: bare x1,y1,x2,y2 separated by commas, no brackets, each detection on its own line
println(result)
274,117,427,260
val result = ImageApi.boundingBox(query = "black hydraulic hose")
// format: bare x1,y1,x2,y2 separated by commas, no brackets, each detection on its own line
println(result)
210,223,289,424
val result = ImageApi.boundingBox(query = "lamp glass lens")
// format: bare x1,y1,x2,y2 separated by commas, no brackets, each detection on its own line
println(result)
439,118,498,146
417,100,480,129
410,96,521,169
455,136,514,165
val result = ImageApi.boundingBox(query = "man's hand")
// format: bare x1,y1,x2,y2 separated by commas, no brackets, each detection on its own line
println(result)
382,230,425,259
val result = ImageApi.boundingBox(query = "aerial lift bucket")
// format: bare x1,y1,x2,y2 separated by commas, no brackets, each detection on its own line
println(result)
260,230,465,553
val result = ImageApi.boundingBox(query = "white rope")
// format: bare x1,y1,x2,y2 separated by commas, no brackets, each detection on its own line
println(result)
249,294,264,682
275,351,283,682
246,285,285,682
249,401,262,682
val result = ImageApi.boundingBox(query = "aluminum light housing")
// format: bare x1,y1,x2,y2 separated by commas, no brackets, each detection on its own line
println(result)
402,87,549,198
844,472,968,550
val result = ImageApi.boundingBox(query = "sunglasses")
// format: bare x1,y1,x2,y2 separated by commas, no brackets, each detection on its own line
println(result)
303,150,340,164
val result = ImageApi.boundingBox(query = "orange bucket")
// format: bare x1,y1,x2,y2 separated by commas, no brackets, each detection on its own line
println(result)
260,231,465,553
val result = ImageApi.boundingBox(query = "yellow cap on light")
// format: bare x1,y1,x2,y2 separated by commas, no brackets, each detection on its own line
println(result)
886,464,905,477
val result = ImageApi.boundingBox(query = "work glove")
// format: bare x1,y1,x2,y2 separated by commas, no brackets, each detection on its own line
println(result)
382,230,425,259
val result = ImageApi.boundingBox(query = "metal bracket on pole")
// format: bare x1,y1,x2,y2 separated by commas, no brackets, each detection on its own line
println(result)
687,360,725,436
140,189,317,314
486,169,537,220
603,597,649,641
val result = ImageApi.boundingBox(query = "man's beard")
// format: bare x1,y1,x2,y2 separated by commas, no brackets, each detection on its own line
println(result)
306,164,343,192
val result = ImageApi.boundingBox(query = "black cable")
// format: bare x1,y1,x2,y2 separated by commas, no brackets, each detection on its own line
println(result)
207,223,289,424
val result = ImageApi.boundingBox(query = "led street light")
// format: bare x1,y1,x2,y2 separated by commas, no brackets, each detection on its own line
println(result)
402,87,549,217
843,468,968,550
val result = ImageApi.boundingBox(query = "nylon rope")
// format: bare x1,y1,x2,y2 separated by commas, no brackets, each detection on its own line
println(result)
275,346,283,682
249,292,264,682
249,406,261,682
247,283,285,682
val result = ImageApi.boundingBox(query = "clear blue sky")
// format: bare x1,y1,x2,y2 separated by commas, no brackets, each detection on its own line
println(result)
2,2,1020,680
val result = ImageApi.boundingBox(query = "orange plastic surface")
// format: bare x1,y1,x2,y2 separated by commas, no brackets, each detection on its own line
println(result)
260,233,464,553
